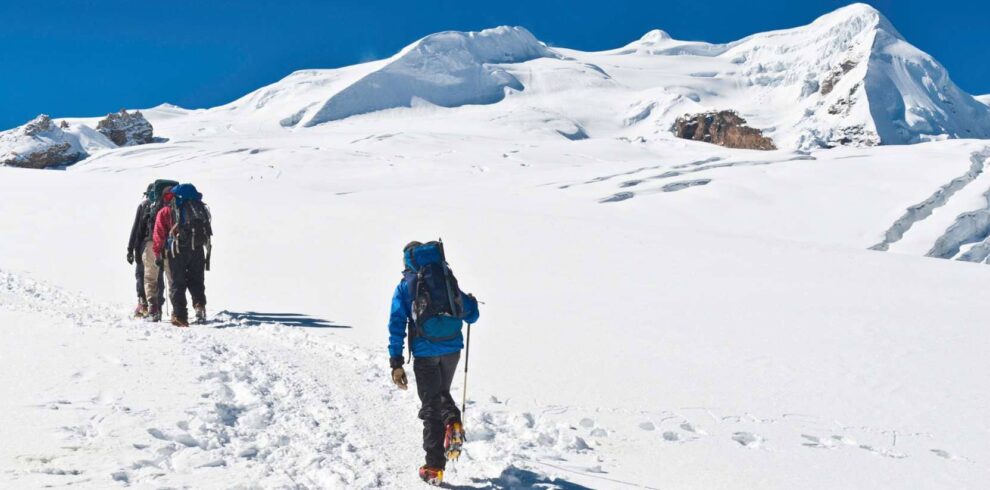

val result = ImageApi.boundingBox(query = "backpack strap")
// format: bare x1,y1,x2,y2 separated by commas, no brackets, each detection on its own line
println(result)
168,202,180,257
402,270,418,362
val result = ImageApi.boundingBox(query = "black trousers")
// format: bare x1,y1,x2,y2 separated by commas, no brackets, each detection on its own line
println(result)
135,255,145,301
414,352,461,469
167,246,206,319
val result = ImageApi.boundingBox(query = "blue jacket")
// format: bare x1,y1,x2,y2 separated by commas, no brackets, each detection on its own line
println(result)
388,275,480,359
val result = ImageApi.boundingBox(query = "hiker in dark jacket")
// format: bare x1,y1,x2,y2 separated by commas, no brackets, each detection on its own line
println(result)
126,185,163,318
388,241,480,486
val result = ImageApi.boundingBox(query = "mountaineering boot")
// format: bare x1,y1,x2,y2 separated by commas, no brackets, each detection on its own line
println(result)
418,466,443,486
134,302,149,318
171,313,190,328
147,305,162,322
193,304,207,324
444,421,464,461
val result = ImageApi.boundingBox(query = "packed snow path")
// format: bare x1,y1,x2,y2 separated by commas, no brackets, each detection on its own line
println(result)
0,271,618,489
3,268,988,489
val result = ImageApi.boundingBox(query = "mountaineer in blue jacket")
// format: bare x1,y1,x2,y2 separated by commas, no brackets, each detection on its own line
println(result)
388,240,479,486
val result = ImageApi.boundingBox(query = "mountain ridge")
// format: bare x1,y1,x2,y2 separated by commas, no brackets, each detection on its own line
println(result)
3,3,988,163
219,2,990,150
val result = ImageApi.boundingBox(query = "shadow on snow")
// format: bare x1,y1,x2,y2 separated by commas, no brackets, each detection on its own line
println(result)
443,466,594,490
212,310,352,329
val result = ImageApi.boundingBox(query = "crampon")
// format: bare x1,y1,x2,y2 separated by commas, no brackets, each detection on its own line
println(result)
444,421,464,461
418,466,443,486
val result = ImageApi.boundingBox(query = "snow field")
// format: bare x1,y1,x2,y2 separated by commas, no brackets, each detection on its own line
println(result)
4,133,990,487
2,3,990,488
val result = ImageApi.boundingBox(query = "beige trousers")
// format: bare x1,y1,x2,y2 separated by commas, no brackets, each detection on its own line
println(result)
142,241,163,308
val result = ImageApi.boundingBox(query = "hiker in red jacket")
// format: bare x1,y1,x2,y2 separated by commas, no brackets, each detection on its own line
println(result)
151,189,174,260
153,185,211,327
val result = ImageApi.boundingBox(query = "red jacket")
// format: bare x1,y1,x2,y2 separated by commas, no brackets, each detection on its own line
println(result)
152,196,174,257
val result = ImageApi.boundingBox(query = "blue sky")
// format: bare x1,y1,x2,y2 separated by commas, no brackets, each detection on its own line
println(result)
1,0,987,130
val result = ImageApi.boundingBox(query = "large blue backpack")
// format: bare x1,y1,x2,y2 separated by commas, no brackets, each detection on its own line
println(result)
168,184,213,264
404,241,465,342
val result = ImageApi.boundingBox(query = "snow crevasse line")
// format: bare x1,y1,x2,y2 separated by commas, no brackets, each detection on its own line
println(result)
925,148,990,261
870,149,990,252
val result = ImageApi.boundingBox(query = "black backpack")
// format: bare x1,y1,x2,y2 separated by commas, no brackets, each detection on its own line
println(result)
169,183,212,250
403,240,465,342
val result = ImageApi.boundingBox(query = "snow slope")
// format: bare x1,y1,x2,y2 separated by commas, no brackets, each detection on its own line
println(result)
3,3,990,489
977,94,990,106
3,117,990,487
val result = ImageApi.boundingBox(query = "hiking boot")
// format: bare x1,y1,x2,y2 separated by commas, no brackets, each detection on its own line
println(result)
147,305,162,322
418,466,443,486
171,314,190,328
444,421,464,461
193,304,207,324
134,302,149,318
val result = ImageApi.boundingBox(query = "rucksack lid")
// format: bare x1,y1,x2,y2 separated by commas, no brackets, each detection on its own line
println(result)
148,179,179,204
171,183,203,204
405,241,444,272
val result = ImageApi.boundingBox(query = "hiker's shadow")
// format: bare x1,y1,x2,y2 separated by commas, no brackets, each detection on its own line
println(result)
443,466,593,489
214,311,352,329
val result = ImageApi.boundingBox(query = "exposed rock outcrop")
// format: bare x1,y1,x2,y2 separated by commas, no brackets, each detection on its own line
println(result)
0,115,88,169
820,60,858,96
827,83,862,116
96,109,154,146
673,111,777,150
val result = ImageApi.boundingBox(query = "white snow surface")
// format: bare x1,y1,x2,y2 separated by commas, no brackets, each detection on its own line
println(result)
3,4,990,489
3,109,990,488
977,94,990,106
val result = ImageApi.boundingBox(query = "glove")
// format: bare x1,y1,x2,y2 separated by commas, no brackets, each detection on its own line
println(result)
126,250,134,265
155,256,164,268
391,367,408,390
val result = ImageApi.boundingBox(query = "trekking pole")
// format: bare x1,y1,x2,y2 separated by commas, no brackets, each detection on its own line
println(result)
164,275,169,319
162,258,169,319
461,323,472,417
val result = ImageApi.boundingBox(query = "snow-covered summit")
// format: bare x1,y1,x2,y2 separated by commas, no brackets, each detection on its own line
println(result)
297,26,557,126
699,1,985,147
976,94,990,106
855,9,990,145
146,103,196,119
809,2,900,37
638,29,673,44
215,26,557,130
577,2,990,149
